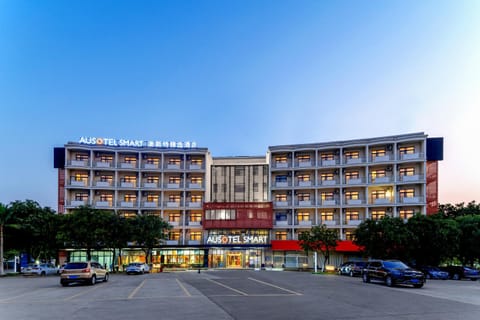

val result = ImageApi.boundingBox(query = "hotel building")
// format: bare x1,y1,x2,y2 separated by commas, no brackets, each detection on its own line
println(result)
53,132,443,269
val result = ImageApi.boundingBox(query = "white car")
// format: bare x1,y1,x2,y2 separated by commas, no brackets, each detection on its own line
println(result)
22,263,59,276
125,263,150,274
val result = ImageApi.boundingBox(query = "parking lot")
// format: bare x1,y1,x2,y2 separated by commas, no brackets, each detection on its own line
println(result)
1,270,480,320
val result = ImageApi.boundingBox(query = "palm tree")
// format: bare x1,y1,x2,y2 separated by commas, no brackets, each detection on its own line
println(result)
0,203,13,276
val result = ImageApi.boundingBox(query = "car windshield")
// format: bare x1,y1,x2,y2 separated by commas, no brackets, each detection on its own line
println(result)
128,263,141,266
64,262,88,269
384,261,408,269
355,262,365,266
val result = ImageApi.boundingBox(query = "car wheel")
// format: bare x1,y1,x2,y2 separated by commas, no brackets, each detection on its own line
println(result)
90,275,96,285
103,273,109,282
362,273,370,283
60,280,68,287
470,278,477,281
41,271,46,277
385,276,394,287
453,273,460,280
413,283,424,288
349,271,354,277
426,274,431,279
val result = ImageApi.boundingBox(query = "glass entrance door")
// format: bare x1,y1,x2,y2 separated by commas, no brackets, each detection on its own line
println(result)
226,252,242,268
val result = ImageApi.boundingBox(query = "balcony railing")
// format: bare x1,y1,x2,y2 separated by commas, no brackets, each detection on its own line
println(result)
321,220,338,226
68,179,89,187
95,181,113,187
95,201,113,207
119,181,137,188
142,163,159,169
143,182,159,188
295,200,313,206
118,162,137,169
344,199,365,205
296,220,312,226
275,220,290,226
370,154,393,162
273,162,291,169
346,219,362,226
319,199,338,206
319,179,338,186
187,221,202,226
369,176,392,184
274,201,291,207
187,182,204,189
164,201,182,208
187,163,205,170
164,182,183,189
68,200,89,206
398,152,424,161
344,157,365,165
68,160,89,167
142,201,159,208
118,201,138,208
295,180,313,187
398,174,424,182
398,196,424,204
94,161,113,168
273,181,291,188
187,201,202,208
319,159,339,166
371,197,393,205
294,160,313,167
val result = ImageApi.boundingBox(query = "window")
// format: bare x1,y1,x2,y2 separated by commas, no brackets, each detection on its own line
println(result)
321,153,334,161
124,194,136,202
297,193,310,201
234,184,245,193
146,194,158,202
321,192,334,201
297,174,310,182
321,173,334,181
370,170,386,179
191,158,203,165
168,158,181,165
99,194,113,201
75,153,89,161
146,176,159,183
399,209,414,219
252,166,259,175
168,213,180,223
123,176,136,183
205,209,236,220
276,213,287,221
191,195,202,202
74,173,88,181
371,190,386,199
276,175,288,182
371,149,386,157
345,211,360,221
190,232,202,241
168,195,181,202
169,176,181,184
344,151,359,159
399,146,415,155
298,212,310,221
100,175,112,182
146,158,159,165
190,212,202,222
345,231,355,241
345,171,359,180
99,155,113,162
253,183,259,192
124,156,137,164
371,210,385,220
345,191,359,200
275,231,288,240
275,194,288,202
399,188,415,198
75,193,88,201
321,211,334,221
234,167,244,176
275,155,288,163
399,167,415,176
169,231,180,240
297,155,310,162
191,176,202,184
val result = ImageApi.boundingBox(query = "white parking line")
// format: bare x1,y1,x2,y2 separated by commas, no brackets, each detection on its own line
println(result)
64,286,100,301
128,279,146,299
248,277,303,295
176,278,191,297
206,278,248,296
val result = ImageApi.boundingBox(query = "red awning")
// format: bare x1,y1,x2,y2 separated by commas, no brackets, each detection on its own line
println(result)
271,240,362,252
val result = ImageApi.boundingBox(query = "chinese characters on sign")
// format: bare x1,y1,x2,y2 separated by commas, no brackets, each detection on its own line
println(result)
78,137,197,149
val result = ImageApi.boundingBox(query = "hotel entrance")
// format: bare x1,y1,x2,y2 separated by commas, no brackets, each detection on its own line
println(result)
226,252,243,268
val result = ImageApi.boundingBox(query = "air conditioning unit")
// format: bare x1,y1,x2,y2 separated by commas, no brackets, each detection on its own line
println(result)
386,166,392,171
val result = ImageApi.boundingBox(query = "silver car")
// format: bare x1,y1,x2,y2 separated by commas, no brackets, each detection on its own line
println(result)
125,263,150,274
22,263,59,276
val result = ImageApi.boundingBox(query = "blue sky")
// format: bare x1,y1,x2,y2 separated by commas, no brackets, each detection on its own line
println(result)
1,0,479,210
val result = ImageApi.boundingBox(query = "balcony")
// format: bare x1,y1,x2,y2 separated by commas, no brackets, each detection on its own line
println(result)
143,182,159,188
345,157,364,165
166,240,179,245
119,201,137,208
95,181,112,187
345,178,364,185
166,163,181,170
95,201,112,207
320,159,337,166
297,180,312,187
322,220,337,226
70,200,88,206
120,182,136,188
143,163,159,169
70,160,89,167
370,176,392,184
372,198,393,205
119,162,136,169
320,199,338,206
371,154,392,163
188,183,203,189
275,220,290,226
165,201,181,208
399,153,423,161
95,161,112,168
297,220,312,226
274,181,290,188
188,221,201,226
142,201,159,208
399,196,424,204
273,162,290,169
166,183,182,189
320,179,337,186
346,199,364,205
296,160,313,168
398,174,424,182
296,200,313,206
70,180,88,187
274,201,290,207
346,220,362,226
188,164,203,170
187,201,202,208
188,240,200,245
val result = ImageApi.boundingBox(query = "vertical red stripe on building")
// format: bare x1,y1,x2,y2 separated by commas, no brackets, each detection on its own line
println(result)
426,161,439,215
58,169,65,214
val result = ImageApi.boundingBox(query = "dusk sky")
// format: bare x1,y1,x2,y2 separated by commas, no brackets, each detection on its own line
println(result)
1,0,479,210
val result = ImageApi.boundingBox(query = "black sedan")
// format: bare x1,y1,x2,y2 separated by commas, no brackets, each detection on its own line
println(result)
362,260,425,288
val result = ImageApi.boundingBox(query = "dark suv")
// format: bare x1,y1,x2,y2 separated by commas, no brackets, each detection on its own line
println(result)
439,266,480,281
362,260,425,288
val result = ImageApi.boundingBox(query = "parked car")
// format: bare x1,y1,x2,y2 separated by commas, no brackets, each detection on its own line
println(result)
125,263,150,275
418,266,449,280
338,261,366,277
362,260,425,288
439,266,480,281
60,261,109,286
22,263,58,276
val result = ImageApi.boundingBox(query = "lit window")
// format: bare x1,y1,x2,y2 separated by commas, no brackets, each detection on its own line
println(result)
345,191,359,200
146,158,159,165
371,170,386,179
191,195,202,202
298,212,310,221
275,194,288,201
399,167,415,176
74,173,88,181
275,231,288,240
345,171,359,180
190,213,202,222
169,231,180,240
146,176,159,183
297,155,310,162
169,176,181,184
99,155,112,162
399,188,415,198
321,153,334,161
321,192,334,200
124,194,136,202
371,149,386,157
399,146,415,155
345,231,355,241
99,194,113,201
146,194,159,202
399,209,414,219
190,232,202,241
371,190,386,199
344,151,359,159
321,211,334,221
169,213,180,222
371,210,385,220
321,173,334,181
123,176,136,183
100,175,112,182
169,195,181,202
345,211,360,221
275,155,288,163
168,158,181,165
191,158,203,165
124,156,137,164
75,193,88,201
75,153,89,161
297,174,310,182
191,176,202,184
298,193,310,201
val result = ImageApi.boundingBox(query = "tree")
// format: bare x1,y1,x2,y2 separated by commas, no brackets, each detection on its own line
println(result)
104,214,132,271
130,214,171,265
58,206,113,261
354,216,410,260
438,201,480,219
0,203,14,276
456,215,480,266
406,214,459,266
298,225,338,271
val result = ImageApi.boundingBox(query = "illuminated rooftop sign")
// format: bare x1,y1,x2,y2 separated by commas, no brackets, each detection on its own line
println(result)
78,137,197,149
